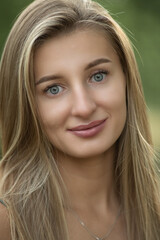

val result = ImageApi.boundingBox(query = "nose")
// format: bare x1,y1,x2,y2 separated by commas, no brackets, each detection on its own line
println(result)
71,85,96,118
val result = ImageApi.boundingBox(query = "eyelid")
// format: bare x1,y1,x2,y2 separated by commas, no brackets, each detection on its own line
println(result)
41,69,109,96
89,69,109,80
44,83,59,91
44,83,64,96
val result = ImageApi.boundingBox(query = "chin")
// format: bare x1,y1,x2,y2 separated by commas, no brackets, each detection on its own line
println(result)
58,144,116,160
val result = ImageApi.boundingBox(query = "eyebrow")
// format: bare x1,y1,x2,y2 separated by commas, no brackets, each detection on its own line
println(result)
35,57,111,85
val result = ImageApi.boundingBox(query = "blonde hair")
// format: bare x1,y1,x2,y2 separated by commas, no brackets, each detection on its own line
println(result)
0,0,159,239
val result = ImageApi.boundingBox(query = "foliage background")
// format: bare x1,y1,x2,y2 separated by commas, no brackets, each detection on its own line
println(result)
0,0,159,156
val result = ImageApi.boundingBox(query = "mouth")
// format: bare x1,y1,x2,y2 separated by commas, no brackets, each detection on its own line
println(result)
68,118,107,138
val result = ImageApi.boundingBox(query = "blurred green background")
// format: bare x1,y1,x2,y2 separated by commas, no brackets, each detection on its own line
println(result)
0,0,159,154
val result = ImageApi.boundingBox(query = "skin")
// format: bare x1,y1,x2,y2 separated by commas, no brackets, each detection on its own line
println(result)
0,204,11,240
34,29,127,240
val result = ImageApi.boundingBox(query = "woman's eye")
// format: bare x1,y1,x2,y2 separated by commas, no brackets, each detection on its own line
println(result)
46,85,63,95
91,72,107,82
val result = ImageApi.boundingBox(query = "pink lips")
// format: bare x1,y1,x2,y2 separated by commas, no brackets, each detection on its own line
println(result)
68,119,107,138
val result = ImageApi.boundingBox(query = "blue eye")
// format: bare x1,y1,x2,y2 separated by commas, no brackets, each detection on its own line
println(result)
91,72,107,82
47,85,63,95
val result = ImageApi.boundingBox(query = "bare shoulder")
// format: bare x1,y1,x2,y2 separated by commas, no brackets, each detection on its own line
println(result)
0,203,11,240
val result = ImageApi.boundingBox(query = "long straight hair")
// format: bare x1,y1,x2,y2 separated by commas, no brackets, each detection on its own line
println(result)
0,0,159,239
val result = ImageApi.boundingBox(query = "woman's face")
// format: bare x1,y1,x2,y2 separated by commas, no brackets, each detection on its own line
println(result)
34,29,126,158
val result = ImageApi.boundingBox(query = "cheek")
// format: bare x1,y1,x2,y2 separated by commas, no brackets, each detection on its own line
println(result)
108,87,127,134
96,83,126,112
37,97,70,129
109,90,126,114
97,82,127,131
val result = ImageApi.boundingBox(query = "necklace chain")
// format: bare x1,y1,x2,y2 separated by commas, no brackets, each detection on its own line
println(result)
69,205,122,240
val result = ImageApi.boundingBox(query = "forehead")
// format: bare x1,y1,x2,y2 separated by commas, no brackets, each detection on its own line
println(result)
34,29,119,78
35,27,116,56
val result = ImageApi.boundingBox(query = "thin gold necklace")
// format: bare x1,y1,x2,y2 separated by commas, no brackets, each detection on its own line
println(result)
69,205,122,240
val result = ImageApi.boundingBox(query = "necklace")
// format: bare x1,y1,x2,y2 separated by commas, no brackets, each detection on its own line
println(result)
69,205,122,240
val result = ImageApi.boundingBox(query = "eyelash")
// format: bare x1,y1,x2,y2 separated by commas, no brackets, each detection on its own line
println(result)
44,69,109,96
90,69,109,83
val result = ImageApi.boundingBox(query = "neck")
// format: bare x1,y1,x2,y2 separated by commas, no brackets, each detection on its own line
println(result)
57,145,119,212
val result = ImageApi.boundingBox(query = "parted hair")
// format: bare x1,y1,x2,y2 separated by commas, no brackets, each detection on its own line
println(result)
0,0,159,239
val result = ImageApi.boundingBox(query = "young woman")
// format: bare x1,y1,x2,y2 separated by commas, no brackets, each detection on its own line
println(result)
0,0,159,239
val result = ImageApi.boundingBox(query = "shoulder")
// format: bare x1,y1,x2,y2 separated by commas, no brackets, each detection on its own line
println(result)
0,202,11,240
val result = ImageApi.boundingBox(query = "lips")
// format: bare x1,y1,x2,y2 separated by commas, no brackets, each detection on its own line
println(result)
68,119,107,138
69,119,106,131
